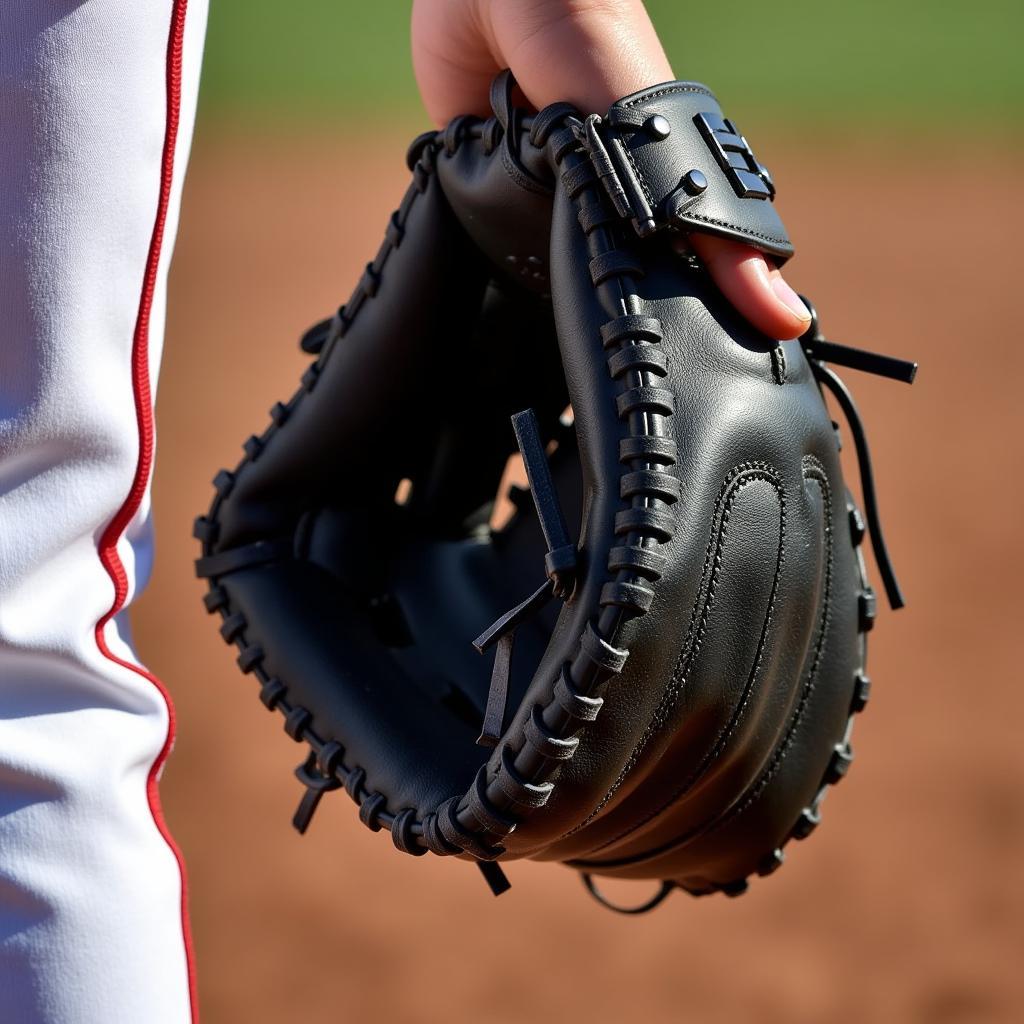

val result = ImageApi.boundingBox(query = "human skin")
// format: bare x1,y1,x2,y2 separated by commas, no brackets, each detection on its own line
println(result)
411,0,813,341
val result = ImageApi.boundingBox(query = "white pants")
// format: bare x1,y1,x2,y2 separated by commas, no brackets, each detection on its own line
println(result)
0,2,207,1019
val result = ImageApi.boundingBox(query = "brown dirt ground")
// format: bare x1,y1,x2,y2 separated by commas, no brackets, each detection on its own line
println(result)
135,130,1024,1023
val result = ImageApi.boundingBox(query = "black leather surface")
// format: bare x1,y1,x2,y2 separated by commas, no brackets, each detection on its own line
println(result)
606,82,792,259
196,77,879,898
494,200,860,882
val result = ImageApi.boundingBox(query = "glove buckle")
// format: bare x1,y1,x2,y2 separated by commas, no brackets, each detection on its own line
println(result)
577,114,658,238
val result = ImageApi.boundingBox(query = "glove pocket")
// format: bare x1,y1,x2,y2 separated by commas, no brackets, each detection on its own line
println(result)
559,450,844,872
212,558,492,813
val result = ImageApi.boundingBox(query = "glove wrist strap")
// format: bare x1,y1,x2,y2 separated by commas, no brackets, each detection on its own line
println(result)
571,80,794,260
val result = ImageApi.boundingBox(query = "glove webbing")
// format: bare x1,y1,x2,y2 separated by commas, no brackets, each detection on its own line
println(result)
472,408,577,748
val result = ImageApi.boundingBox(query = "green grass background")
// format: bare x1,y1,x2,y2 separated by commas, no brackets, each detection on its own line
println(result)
199,0,1022,134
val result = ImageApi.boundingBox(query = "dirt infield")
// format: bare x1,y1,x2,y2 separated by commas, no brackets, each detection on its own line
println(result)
135,132,1024,1023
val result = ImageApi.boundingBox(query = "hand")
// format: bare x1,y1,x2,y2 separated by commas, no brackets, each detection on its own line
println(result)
412,0,812,340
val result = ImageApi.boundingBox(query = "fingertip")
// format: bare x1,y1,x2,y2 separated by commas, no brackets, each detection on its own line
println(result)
689,234,811,341
768,270,813,336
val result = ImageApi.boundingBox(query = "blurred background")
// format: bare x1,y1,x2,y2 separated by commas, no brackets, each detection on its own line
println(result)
136,2,1024,1021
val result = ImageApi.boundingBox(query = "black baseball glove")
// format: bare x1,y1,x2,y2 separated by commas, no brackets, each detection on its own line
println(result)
194,72,915,912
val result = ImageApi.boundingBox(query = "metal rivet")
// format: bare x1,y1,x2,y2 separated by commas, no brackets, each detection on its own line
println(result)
645,114,671,139
682,169,708,195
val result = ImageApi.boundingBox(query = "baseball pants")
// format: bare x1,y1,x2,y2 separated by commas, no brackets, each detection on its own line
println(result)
1,1,207,1019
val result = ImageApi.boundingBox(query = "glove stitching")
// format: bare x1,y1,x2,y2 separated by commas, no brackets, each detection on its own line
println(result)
702,457,836,834
566,455,852,885
572,463,785,837
577,456,837,871
683,211,790,247
619,84,715,107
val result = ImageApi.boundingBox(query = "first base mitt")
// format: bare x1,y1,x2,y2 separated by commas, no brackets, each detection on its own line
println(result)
195,73,915,911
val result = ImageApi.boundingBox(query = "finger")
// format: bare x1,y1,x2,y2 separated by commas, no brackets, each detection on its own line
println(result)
412,0,674,125
485,0,673,113
411,0,501,125
688,234,812,341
